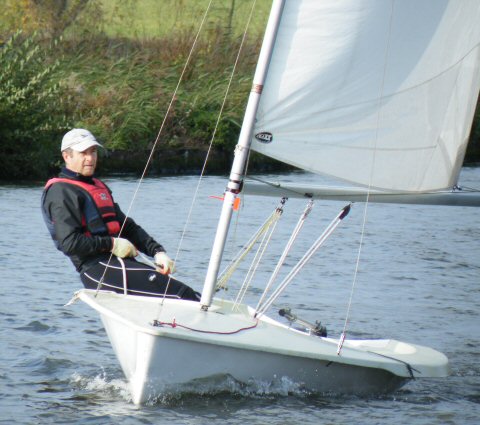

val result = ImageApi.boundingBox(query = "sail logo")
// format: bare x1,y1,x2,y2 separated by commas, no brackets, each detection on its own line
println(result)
255,132,273,144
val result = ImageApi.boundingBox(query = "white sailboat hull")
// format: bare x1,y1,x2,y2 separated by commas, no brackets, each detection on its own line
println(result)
76,289,449,404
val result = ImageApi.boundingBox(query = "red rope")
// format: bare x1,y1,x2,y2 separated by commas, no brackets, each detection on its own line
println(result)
152,319,258,335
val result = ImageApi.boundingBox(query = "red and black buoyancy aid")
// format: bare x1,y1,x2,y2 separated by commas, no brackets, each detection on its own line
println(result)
43,177,121,238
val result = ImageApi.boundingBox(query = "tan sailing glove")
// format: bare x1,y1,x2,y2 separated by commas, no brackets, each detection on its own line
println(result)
154,252,176,275
111,237,137,258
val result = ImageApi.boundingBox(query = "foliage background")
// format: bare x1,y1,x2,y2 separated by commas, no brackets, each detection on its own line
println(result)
0,0,479,180
0,0,272,179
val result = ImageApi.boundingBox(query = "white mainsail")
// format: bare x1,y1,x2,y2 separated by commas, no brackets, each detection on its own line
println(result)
251,0,480,192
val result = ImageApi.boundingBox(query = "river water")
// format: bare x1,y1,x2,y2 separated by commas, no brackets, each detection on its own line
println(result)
0,169,479,424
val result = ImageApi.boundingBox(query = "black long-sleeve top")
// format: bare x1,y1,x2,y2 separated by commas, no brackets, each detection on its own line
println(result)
42,168,164,272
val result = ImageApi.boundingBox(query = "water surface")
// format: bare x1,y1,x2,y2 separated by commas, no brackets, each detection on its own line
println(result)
0,169,479,424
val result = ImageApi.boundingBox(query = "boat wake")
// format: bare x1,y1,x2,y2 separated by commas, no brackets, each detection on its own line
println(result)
70,371,317,405
70,371,132,402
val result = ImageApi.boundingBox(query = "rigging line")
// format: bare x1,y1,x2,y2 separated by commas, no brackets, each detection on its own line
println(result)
95,0,215,297
169,0,259,296
254,199,312,314
256,208,346,317
457,185,480,192
216,205,282,291
247,175,315,198
152,319,258,335
233,213,281,310
338,0,396,354
256,204,351,319
118,257,127,295
366,351,419,379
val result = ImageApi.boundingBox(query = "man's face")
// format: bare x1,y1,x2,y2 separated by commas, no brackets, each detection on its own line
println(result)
62,146,98,176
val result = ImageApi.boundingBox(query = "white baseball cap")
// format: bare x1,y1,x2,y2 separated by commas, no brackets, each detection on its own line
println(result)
61,128,103,152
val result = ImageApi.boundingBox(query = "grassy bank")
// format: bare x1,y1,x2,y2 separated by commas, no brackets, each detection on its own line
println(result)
100,0,271,40
0,0,479,180
0,0,274,179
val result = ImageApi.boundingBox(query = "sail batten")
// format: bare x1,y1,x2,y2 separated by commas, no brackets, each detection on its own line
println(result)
251,0,480,193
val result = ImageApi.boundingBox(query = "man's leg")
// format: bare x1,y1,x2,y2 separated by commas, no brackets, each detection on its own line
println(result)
81,257,199,300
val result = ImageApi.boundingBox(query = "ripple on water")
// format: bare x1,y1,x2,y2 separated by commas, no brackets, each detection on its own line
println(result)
15,320,51,333
18,356,77,377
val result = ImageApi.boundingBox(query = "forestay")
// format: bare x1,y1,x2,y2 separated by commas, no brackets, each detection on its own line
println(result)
251,0,480,193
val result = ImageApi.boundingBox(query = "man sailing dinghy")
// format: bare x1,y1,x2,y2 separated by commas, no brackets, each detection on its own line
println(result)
42,128,199,300
66,0,478,404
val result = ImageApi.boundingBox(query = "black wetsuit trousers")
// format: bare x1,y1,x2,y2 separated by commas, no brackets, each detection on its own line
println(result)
80,257,199,301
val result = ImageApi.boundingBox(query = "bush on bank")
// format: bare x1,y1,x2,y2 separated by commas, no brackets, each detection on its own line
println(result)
0,32,72,180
